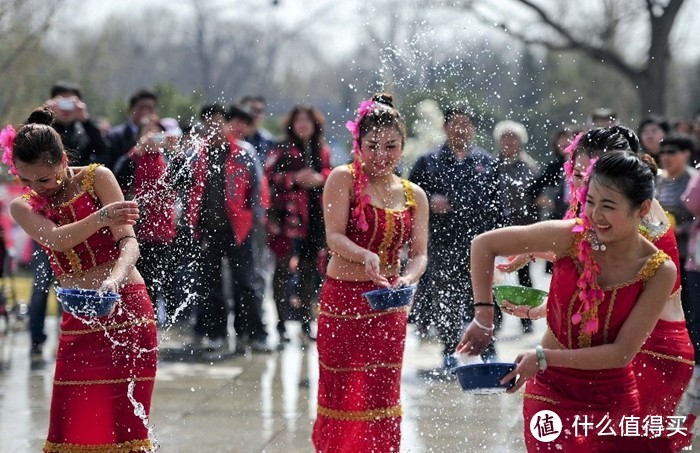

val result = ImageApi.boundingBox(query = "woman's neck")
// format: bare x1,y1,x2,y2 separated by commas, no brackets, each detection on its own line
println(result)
596,226,646,260
367,173,395,187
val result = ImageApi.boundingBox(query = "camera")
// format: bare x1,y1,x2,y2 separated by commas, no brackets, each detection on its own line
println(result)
56,98,75,111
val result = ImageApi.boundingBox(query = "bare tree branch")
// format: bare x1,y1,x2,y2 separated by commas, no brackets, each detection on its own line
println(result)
0,0,64,76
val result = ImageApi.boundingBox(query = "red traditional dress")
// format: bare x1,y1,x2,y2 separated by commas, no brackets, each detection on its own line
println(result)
633,225,695,452
29,164,158,453
523,226,676,452
312,165,417,453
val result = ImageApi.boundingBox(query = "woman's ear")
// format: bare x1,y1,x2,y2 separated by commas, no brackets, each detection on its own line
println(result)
638,199,652,219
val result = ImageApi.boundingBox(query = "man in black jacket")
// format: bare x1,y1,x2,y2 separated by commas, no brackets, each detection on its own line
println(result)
409,106,505,371
105,88,158,169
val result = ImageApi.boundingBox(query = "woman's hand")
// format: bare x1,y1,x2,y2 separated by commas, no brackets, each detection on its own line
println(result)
97,201,139,227
496,254,532,273
99,277,119,294
294,168,324,188
501,349,539,393
500,300,529,318
364,251,390,288
456,320,494,356
390,275,413,289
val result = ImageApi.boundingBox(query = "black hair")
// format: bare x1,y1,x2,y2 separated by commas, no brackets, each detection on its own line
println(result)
13,107,65,166
129,89,158,109
227,104,254,124
637,114,670,135
50,80,83,99
240,95,267,106
660,133,696,155
443,105,475,125
590,151,656,208
575,125,640,160
357,93,406,143
199,103,227,121
280,104,326,172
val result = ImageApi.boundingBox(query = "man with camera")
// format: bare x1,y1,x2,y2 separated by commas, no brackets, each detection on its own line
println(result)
45,80,109,166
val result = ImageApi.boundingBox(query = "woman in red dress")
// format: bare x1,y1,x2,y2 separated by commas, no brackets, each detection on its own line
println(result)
459,149,679,452
501,127,694,451
2,107,157,452
312,94,429,452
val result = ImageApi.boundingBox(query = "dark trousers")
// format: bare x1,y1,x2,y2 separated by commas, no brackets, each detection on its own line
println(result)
138,242,177,318
28,243,57,346
517,263,533,330
194,231,266,341
428,245,496,361
272,252,319,334
686,270,700,361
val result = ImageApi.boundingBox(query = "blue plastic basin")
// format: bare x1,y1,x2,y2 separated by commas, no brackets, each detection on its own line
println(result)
56,287,120,317
362,285,417,310
452,362,517,394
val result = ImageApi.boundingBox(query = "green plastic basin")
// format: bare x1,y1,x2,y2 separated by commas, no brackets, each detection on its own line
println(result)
492,285,548,307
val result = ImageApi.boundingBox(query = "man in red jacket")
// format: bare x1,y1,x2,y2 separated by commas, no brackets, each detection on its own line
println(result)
182,104,270,354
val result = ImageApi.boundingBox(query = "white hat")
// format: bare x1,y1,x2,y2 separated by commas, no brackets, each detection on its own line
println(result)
493,120,528,145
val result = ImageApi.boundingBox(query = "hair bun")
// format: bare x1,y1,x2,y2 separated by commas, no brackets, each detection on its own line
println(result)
611,125,640,154
372,93,394,108
26,107,54,126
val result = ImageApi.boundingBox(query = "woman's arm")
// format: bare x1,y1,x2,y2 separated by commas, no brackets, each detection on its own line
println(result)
92,166,141,291
9,190,139,252
457,220,576,355
502,259,676,393
323,166,389,287
393,183,429,288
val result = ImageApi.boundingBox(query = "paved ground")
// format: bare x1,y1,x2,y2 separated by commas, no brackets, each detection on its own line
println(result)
1,262,698,452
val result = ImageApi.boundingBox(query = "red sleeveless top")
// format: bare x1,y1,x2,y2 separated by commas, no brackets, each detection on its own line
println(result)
25,164,119,278
344,164,416,268
548,230,670,350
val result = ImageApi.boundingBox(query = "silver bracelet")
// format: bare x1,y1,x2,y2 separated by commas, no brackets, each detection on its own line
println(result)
472,318,495,331
535,345,548,372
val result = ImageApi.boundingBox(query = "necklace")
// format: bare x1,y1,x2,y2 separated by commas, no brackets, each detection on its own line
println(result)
369,181,398,209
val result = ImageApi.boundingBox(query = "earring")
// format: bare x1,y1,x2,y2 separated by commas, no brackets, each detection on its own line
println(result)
588,231,607,252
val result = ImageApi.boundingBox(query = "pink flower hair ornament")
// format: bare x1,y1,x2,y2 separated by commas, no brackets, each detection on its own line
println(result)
570,156,605,335
0,124,18,176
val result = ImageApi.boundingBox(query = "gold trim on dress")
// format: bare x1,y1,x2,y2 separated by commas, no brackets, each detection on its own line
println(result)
523,393,559,405
60,318,156,336
601,250,669,291
319,360,402,372
639,349,695,366
318,307,409,320
54,376,155,386
402,179,416,208
43,438,152,453
566,286,580,349
601,288,618,345
546,324,567,349
377,211,395,267
317,404,402,421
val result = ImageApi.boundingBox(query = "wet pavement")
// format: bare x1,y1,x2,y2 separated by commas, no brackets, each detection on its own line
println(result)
1,262,699,452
